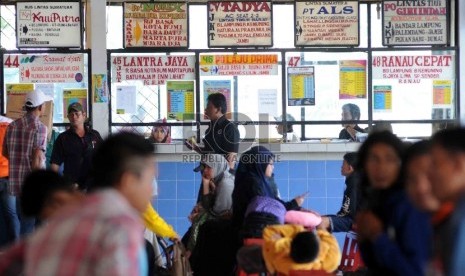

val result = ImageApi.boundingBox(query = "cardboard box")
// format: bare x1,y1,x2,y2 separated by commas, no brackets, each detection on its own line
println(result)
6,89,54,142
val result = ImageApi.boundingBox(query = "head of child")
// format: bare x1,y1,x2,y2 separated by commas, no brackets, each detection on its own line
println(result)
290,231,320,264
21,170,83,221
151,118,171,143
341,152,357,177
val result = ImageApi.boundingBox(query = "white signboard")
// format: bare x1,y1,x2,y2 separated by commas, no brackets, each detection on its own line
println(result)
124,2,188,48
17,54,85,83
295,1,359,46
208,1,273,47
383,0,448,45
199,54,279,76
16,1,82,48
111,55,196,85
372,55,454,84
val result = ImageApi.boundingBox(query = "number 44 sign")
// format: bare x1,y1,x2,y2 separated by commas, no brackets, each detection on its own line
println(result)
4,55,20,68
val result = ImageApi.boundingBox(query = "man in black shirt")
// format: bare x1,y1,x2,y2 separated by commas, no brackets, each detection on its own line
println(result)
186,93,239,171
50,103,103,190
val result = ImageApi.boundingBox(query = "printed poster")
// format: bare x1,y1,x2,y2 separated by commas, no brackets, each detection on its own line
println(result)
203,80,232,119
258,89,277,117
433,80,451,106
92,74,108,103
208,1,272,47
16,1,82,48
199,54,278,76
124,2,188,48
295,1,359,46
116,86,137,114
373,85,392,111
339,60,367,99
287,67,315,106
167,80,195,121
63,88,87,120
111,55,195,85
18,53,85,83
372,55,454,84
383,0,448,46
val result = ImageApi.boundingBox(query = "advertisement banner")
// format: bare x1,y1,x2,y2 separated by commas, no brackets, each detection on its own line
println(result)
16,1,82,48
295,1,359,46
17,53,85,83
199,54,278,76
124,2,188,48
208,1,272,47
383,0,448,46
111,55,195,85
372,55,454,84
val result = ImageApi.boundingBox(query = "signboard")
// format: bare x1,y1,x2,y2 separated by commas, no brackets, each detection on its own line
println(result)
287,67,315,106
339,60,366,99
208,1,273,47
372,55,454,84
383,0,448,46
167,81,195,121
295,1,359,46
123,2,188,48
15,53,85,83
16,1,82,48
111,55,195,85
199,54,278,76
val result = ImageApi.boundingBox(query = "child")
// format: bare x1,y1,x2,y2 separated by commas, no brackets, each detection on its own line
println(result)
262,224,341,275
318,152,359,232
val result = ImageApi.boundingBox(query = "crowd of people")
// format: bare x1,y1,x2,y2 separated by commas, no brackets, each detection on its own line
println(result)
0,91,465,276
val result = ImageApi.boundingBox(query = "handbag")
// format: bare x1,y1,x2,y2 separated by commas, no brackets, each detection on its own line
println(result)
170,241,193,276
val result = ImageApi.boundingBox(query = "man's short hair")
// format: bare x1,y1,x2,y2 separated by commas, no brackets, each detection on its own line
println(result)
207,93,227,114
343,152,358,168
431,128,465,154
20,170,75,217
342,103,361,121
290,231,320,263
89,132,155,191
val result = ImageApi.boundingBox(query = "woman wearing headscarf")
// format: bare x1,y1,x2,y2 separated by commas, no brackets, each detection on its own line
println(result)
186,154,234,252
232,146,303,231
148,118,171,143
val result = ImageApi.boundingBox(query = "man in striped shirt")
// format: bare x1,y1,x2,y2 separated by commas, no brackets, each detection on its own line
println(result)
2,89,50,240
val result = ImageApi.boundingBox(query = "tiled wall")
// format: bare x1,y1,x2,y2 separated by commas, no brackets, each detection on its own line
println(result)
154,159,347,248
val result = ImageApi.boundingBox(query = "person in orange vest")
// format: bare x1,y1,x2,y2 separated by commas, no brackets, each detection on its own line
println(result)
0,115,13,246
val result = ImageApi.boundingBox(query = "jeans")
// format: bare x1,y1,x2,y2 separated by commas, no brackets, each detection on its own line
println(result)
0,178,11,246
4,193,35,240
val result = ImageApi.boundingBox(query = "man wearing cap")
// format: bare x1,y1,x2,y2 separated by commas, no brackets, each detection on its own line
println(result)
2,89,51,239
50,102,102,190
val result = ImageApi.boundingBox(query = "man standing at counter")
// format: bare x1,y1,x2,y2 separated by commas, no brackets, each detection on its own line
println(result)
50,102,103,190
339,103,365,141
186,93,239,171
